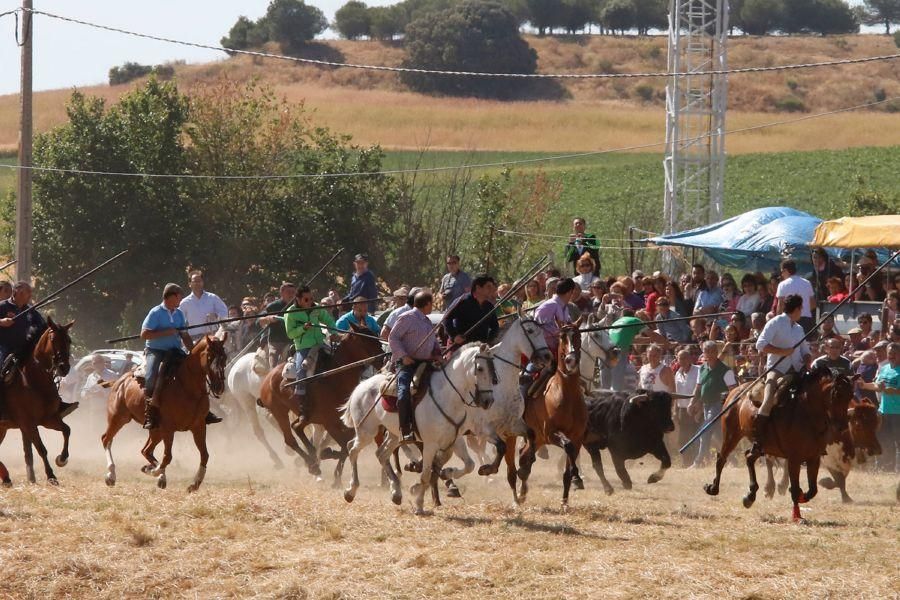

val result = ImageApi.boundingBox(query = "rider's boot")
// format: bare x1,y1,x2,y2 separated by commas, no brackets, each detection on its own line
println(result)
58,401,78,418
398,395,416,444
750,413,769,456
205,411,222,425
143,396,160,430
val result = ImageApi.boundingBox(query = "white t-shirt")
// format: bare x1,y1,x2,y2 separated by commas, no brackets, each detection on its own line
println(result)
639,363,672,393
735,293,760,317
384,304,413,330
573,273,600,292
776,275,815,318
674,364,701,407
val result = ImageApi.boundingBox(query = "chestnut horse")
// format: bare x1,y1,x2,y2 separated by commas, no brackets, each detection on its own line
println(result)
258,323,383,485
704,365,853,521
0,318,74,486
515,321,587,506
101,335,227,492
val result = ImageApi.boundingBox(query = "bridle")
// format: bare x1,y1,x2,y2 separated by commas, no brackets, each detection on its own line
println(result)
204,343,227,399
580,329,618,387
428,350,496,450
515,318,552,367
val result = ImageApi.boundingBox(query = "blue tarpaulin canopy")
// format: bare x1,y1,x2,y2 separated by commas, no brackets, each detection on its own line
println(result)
643,207,825,273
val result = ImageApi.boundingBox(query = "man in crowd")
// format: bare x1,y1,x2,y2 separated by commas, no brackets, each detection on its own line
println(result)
753,294,811,454
257,282,297,369
343,254,379,313
655,297,692,343
140,283,221,429
689,340,738,467
858,342,900,472
388,291,443,443
564,217,600,276
601,307,669,392
283,286,338,417
683,263,706,312
774,259,816,334
0,281,77,421
694,270,724,316
381,287,422,340
377,287,409,329
336,296,380,334
444,275,499,346
674,348,701,467
440,255,471,309
179,270,228,342
811,337,852,376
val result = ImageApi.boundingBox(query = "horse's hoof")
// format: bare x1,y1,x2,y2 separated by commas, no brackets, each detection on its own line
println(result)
603,485,614,496
573,476,585,490
273,461,285,471
477,465,496,477
157,476,167,490
647,474,661,484
1,481,11,488
308,465,322,478
391,491,402,505
703,483,719,496
818,477,836,490
343,489,355,503
621,481,632,491
187,484,199,493
104,474,115,487
142,465,155,475
48,478,59,487
792,505,802,522
55,456,68,468
742,494,756,509
404,461,422,473
446,485,461,499
797,492,808,504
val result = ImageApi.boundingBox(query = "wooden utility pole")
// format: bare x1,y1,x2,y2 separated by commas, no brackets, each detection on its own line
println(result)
16,0,33,283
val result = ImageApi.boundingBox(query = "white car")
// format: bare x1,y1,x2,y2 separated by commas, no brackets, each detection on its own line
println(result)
59,349,144,408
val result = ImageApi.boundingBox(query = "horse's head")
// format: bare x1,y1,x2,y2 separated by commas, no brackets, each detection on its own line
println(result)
471,343,496,410
583,313,620,368
821,369,854,430
847,399,882,457
200,333,228,397
44,316,74,378
556,317,582,377
512,306,553,369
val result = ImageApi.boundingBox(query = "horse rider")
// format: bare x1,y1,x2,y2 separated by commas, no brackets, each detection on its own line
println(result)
444,274,499,346
140,283,222,430
0,281,77,420
388,291,443,443
257,281,297,368
283,286,338,418
753,293,811,454
520,277,580,400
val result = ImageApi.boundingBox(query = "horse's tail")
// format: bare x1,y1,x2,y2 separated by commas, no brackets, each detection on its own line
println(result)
339,396,356,429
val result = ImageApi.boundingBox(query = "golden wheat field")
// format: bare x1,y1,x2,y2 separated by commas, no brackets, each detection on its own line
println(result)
2,35,900,154
0,409,897,600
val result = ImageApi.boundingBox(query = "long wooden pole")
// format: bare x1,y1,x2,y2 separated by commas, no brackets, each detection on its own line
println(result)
16,0,33,283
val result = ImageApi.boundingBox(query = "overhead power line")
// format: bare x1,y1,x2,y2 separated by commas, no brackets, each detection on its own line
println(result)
19,7,900,80
0,96,895,181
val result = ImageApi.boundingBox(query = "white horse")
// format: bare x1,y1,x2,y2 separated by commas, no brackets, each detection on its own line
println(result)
579,310,620,394
341,343,497,514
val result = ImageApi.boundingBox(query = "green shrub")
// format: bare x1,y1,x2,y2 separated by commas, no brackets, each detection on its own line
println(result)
634,83,655,102
773,95,807,112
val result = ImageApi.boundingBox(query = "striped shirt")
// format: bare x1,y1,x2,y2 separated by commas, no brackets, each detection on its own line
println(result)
388,308,439,361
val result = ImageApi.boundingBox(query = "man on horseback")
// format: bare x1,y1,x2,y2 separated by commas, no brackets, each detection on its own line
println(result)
444,275,499,346
388,291,442,443
283,286,338,417
753,293,811,454
258,282,297,369
0,281,77,420
520,278,580,400
140,283,222,430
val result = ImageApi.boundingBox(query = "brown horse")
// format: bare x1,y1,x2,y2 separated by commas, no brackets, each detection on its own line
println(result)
704,365,853,521
101,335,227,492
258,323,383,485
514,321,587,506
0,318,75,486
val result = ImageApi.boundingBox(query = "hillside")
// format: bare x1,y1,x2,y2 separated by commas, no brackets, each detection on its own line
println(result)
1,34,899,153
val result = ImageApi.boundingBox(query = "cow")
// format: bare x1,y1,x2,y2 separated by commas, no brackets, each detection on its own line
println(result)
765,399,882,503
583,390,674,495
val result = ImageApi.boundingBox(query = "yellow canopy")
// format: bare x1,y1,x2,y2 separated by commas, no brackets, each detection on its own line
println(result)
811,215,900,249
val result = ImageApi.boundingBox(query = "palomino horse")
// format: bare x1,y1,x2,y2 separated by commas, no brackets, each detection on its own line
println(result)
341,343,497,514
704,366,853,521
0,318,74,486
101,335,227,492
515,321,587,506
579,311,620,394
257,323,383,484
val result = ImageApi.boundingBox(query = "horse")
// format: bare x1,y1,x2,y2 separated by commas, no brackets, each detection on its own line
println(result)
516,320,587,506
0,318,75,486
341,343,497,514
257,323,383,485
579,312,620,394
101,335,227,492
703,366,853,521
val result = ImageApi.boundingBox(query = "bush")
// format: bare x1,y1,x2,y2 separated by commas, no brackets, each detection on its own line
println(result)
773,95,807,112
108,62,153,86
369,5,407,40
400,1,538,99
633,83,655,102
335,1,372,39
894,29,900,47
600,0,637,34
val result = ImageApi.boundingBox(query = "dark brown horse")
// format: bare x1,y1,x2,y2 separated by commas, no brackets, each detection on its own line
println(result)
0,318,74,486
258,323,383,485
101,335,227,492
704,365,853,521
514,321,587,506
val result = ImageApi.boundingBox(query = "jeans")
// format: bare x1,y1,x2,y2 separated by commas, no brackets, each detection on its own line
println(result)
397,360,422,433
143,349,170,396
293,347,311,394
599,355,628,391
675,407,697,467
694,404,722,466
877,413,900,473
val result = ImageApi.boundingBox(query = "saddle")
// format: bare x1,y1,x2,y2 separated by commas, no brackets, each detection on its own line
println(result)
134,351,185,388
380,362,433,413
749,372,800,411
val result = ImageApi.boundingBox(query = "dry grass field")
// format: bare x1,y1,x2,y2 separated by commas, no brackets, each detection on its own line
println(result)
1,35,899,154
1,411,897,599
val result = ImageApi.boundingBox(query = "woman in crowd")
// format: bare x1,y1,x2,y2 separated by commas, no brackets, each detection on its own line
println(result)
523,279,543,310
736,273,760,316
882,290,899,339
666,278,690,317
826,276,849,303
572,253,600,292
644,276,666,319
719,273,740,312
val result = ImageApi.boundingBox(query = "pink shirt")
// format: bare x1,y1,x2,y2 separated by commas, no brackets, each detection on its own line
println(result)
533,296,571,353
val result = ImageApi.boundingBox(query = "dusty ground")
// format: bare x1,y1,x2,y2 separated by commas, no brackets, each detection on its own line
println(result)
0,410,898,599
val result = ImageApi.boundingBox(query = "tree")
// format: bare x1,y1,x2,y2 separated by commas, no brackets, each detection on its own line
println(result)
809,0,858,33
401,1,538,99
632,0,667,34
335,1,372,39
740,0,784,34
525,0,563,34
108,62,152,86
369,5,407,40
265,0,328,53
221,16,256,51
560,0,595,33
862,0,900,34
600,0,636,34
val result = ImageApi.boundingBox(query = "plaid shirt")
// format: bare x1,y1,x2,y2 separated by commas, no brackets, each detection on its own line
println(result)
388,308,439,361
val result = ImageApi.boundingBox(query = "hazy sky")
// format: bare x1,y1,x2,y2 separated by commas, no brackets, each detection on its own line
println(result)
0,0,395,95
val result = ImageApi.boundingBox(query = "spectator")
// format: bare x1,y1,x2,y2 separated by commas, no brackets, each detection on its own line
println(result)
683,263,706,310
638,343,675,393
717,324,742,370
336,295,380,334
673,348,701,467
633,271,647,300
857,312,878,346
748,312,766,341
377,286,409,329
694,271,724,316
439,255,472,309
881,291,899,339
218,305,244,355
689,340,737,468
819,313,840,340
644,276,666,320
257,282,297,368
0,281,11,302
774,260,816,333
690,317,710,345
854,350,879,404
826,276,849,303
444,275,499,345
523,280,543,310
756,275,775,315
589,280,607,312
720,273,740,312
545,277,559,299
847,327,869,353
858,342,900,472
179,270,228,341
619,276,644,310
564,217,600,275
730,311,750,340
534,278,578,355
381,287,422,340
572,253,600,293
810,248,843,300
342,254,379,313
735,273,760,317
80,354,120,406
600,308,669,392
665,278,690,317
655,297,692,344
874,339,889,368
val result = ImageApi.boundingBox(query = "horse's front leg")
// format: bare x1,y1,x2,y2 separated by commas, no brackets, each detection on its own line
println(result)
477,435,505,476
787,458,804,522
742,451,761,509
25,426,57,485
803,456,819,503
